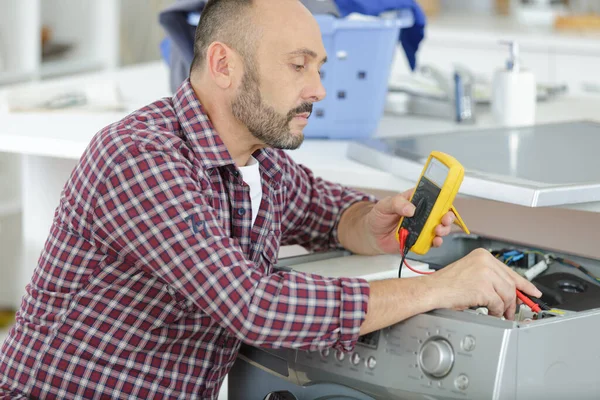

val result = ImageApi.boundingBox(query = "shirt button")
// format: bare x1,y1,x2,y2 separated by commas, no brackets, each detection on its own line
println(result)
232,170,240,177
237,208,246,216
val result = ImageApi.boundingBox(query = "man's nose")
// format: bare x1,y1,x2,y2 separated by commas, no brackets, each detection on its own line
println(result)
304,70,326,103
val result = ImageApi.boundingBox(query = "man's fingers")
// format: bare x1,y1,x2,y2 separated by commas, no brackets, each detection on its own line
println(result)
491,269,516,312
486,293,505,317
391,195,415,217
432,237,443,248
376,195,415,217
504,304,516,320
513,273,543,298
435,224,452,237
489,256,527,318
441,212,455,226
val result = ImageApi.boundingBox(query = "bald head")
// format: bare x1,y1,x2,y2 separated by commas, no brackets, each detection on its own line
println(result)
190,0,320,76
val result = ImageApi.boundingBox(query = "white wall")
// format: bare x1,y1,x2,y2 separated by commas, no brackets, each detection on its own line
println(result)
119,0,175,66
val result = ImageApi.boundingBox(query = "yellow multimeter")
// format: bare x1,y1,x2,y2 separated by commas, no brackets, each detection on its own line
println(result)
396,151,470,255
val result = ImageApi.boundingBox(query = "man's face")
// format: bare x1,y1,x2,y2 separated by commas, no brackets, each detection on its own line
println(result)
231,60,313,150
231,1,327,150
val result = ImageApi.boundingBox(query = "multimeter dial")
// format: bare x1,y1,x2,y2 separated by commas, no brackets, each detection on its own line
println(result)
401,178,440,247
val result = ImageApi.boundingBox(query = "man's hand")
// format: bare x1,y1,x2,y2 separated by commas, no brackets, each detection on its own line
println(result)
359,248,544,335
425,248,542,320
365,189,455,254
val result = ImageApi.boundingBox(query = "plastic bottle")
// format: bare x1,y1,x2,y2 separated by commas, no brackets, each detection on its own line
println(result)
491,41,537,127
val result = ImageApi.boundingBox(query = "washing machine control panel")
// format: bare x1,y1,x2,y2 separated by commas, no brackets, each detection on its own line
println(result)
294,310,514,399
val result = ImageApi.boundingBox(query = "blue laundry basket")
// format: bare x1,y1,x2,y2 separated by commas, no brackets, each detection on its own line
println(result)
161,9,413,139
307,14,406,139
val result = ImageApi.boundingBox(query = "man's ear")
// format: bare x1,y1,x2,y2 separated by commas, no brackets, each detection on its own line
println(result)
206,42,236,89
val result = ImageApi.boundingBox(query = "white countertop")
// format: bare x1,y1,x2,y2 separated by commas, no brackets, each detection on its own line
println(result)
0,63,170,159
1,61,600,198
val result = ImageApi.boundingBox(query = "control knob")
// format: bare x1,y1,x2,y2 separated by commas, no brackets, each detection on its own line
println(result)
419,339,454,378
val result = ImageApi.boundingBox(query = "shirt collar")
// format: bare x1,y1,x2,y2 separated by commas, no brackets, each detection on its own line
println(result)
173,78,234,170
172,79,283,184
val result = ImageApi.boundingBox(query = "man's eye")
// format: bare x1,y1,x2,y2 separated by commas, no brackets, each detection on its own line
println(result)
293,64,305,72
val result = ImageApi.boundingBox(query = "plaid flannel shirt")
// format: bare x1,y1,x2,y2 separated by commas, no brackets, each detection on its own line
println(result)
0,79,372,399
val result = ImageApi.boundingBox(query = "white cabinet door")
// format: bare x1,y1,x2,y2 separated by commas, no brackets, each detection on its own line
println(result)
0,0,39,85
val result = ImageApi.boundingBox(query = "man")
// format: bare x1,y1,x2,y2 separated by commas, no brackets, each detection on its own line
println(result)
0,0,541,398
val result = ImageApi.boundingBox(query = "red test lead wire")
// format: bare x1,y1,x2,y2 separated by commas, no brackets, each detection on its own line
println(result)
516,289,542,313
398,228,434,275
398,227,409,251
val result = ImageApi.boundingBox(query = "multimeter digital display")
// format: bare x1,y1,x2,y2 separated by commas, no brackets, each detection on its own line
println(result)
424,158,449,187
396,151,470,256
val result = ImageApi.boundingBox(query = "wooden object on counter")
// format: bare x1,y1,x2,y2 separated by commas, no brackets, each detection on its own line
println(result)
555,14,600,31
495,0,511,16
418,0,440,17
41,25,52,47
0,309,15,329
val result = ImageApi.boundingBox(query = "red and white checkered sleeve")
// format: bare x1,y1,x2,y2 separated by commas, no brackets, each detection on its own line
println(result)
91,150,369,351
279,153,377,253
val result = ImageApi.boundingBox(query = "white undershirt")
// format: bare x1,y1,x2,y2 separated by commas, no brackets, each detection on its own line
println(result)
237,156,263,226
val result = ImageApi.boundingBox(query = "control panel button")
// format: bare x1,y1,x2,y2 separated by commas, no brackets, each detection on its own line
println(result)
351,352,361,366
461,335,476,352
419,339,455,378
335,350,345,362
455,374,469,391
320,348,330,358
366,356,377,369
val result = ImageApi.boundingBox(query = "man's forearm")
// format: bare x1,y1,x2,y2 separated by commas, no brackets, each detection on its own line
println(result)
359,276,439,335
337,201,381,255
337,202,441,335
